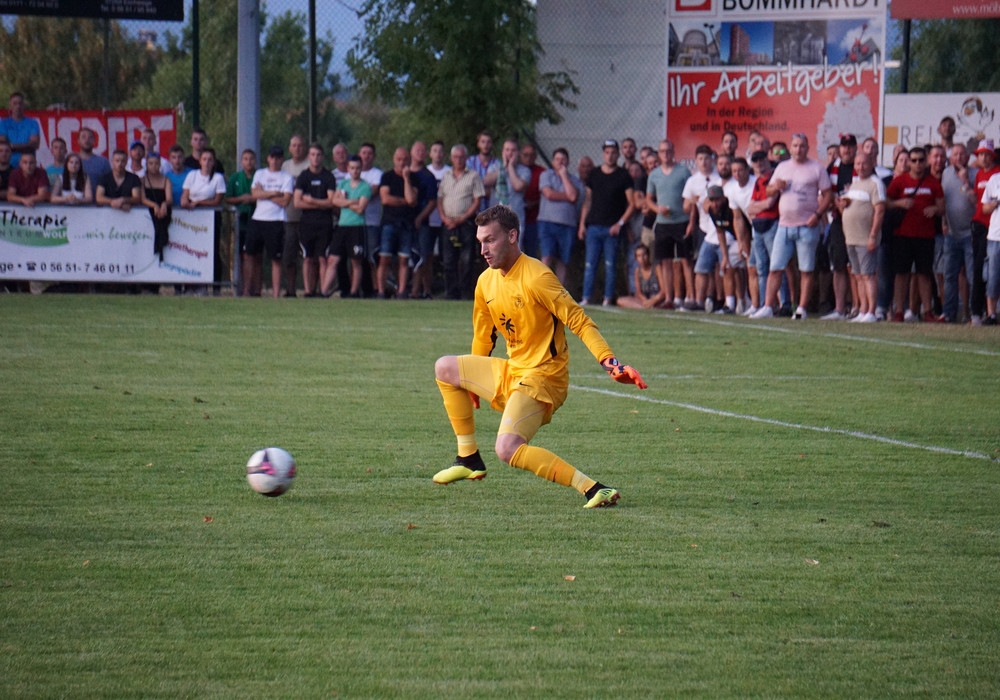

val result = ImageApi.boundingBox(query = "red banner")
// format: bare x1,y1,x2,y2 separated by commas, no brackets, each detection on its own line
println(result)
0,108,178,169
667,63,881,162
891,0,1000,19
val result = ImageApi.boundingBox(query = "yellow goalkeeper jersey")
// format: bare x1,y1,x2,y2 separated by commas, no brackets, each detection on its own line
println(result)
472,253,614,383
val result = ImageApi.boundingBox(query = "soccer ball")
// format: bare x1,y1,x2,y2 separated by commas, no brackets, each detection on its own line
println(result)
246,447,296,497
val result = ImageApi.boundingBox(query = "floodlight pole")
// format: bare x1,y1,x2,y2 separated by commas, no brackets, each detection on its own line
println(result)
192,0,200,128
309,0,318,142
235,0,261,295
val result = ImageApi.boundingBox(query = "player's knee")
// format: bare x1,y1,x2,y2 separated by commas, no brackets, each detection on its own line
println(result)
494,433,525,464
434,355,459,385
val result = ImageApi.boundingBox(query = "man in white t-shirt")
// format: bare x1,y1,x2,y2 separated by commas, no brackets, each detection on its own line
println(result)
681,144,722,310
246,146,295,298
723,156,756,312
751,134,833,319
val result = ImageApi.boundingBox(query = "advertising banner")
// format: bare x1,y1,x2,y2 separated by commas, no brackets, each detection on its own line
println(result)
666,0,885,163
0,108,178,170
883,92,1000,164
0,0,183,21
0,205,215,284
891,0,1000,19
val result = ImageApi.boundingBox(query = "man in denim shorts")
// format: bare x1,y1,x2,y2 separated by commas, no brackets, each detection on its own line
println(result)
752,133,833,319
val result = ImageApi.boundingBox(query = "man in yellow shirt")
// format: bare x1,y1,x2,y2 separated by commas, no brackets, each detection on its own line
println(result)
433,205,647,508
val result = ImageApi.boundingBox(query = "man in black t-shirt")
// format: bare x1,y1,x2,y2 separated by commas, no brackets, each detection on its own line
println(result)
577,139,635,305
377,146,419,298
293,142,337,297
95,150,142,211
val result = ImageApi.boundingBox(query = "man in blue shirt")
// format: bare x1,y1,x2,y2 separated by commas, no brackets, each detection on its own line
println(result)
0,92,39,167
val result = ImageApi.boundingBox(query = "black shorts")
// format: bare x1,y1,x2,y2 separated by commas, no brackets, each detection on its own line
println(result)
328,225,366,260
244,219,284,260
891,235,934,276
653,222,691,262
299,219,332,258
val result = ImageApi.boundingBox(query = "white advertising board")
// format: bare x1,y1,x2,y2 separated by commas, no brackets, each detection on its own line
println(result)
0,205,215,283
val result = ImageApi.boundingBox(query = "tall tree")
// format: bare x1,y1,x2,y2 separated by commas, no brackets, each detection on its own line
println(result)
889,19,1000,93
347,0,578,146
127,0,349,170
0,16,158,109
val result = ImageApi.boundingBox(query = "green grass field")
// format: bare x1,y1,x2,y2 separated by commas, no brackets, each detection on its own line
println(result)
1,295,998,698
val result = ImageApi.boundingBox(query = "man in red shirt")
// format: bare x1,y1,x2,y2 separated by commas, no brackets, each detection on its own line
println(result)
886,146,944,322
7,151,49,207
519,143,545,258
969,139,998,324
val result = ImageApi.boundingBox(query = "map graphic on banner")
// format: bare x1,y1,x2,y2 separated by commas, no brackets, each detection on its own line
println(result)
666,0,885,162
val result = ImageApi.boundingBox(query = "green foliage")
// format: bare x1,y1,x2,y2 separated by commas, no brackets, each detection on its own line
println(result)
888,18,1000,93
1,296,999,696
347,0,578,148
127,0,349,171
0,16,158,109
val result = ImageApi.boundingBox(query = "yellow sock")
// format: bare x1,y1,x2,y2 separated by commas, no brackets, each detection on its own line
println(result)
437,379,478,457
509,444,595,494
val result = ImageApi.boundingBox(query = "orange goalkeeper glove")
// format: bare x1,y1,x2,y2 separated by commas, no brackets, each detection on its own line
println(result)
601,357,648,389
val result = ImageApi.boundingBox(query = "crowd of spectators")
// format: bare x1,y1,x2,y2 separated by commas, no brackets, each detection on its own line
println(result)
1,89,998,323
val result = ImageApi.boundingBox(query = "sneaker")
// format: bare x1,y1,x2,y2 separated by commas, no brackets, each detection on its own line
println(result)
432,451,487,484
984,315,998,326
847,308,860,320
856,312,878,323
704,297,715,313
583,487,620,509
735,299,745,315
714,305,734,315
923,312,946,324
602,298,612,307
970,314,983,326
875,310,887,321
743,305,759,317
792,306,807,320
903,309,916,322
684,299,700,311
580,298,590,306
750,305,774,319
673,298,683,309
820,310,846,321
892,311,904,322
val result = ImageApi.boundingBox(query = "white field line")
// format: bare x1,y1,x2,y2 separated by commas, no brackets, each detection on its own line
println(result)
572,384,999,463
592,306,1000,357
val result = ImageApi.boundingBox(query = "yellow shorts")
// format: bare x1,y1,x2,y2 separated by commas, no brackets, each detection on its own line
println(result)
457,355,568,434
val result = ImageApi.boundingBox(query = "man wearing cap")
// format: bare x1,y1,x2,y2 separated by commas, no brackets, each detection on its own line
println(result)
126,141,146,178
694,184,740,313
752,133,833,319
577,139,634,306
969,139,997,324
820,134,858,320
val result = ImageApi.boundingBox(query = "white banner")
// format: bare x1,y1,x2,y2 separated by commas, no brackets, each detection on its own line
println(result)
0,205,215,283
883,92,1000,165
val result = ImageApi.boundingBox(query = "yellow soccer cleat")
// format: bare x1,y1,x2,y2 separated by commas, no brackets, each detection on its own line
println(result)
583,487,620,509
433,451,487,484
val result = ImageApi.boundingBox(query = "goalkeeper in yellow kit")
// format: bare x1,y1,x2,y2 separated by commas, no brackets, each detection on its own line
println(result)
433,204,647,508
